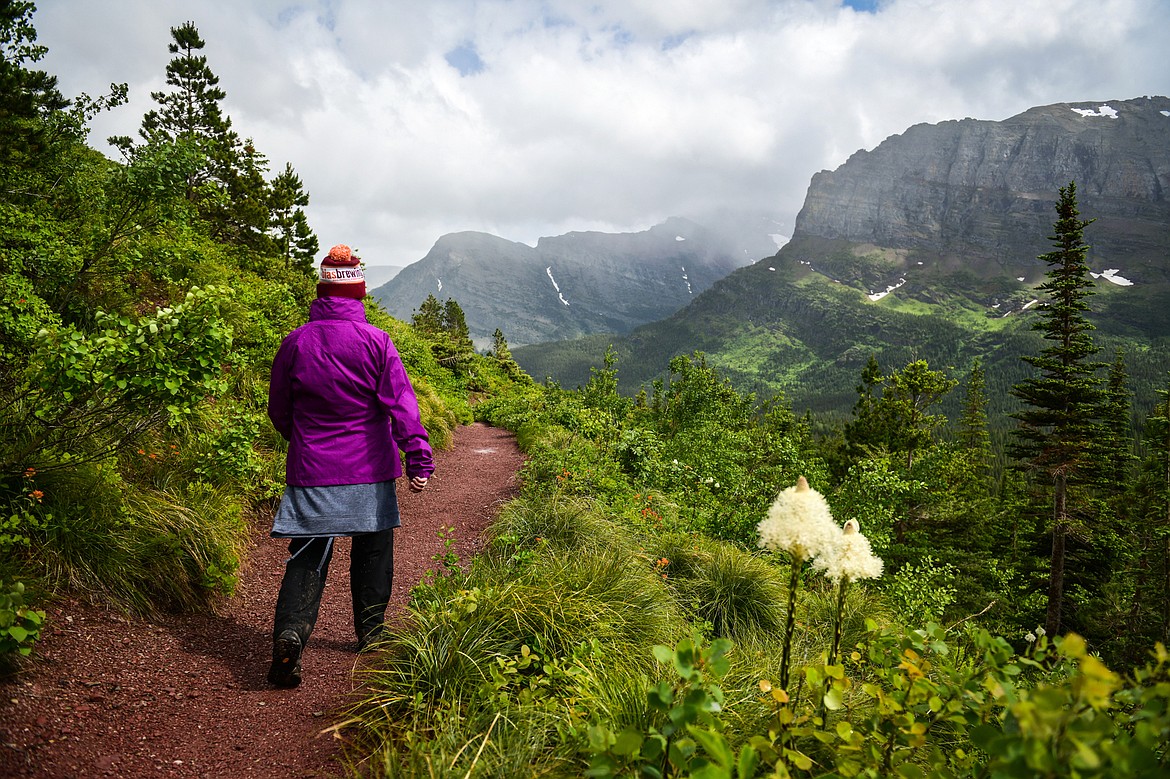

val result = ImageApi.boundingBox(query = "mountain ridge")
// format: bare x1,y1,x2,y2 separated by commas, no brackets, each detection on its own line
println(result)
512,96,1170,415
372,217,760,347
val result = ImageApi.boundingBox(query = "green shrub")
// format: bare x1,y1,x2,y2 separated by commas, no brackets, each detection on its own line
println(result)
0,581,45,662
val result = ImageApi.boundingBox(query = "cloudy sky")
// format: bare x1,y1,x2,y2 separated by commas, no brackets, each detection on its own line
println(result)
35,0,1170,267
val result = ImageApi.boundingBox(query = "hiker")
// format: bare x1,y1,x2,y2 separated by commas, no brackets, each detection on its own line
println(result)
265,244,433,688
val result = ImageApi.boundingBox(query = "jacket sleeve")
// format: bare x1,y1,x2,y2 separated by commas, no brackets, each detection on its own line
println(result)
377,340,435,479
268,333,296,441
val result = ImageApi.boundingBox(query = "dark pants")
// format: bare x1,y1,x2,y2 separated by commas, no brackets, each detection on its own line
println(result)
272,528,395,646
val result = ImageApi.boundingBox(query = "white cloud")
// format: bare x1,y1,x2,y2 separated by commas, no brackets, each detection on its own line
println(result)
34,0,1170,266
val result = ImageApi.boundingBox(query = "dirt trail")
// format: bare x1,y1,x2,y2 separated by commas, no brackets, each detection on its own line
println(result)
0,422,523,778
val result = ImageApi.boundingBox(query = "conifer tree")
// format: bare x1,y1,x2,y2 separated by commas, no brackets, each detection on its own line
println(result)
0,0,68,170
442,298,473,352
957,359,993,495
1137,375,1170,645
269,162,319,271
843,354,885,461
1010,181,1104,636
490,328,512,362
878,360,957,470
958,360,991,456
411,294,444,335
1096,348,1135,490
110,22,273,245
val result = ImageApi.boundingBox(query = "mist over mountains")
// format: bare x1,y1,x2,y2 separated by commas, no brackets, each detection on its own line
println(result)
512,96,1170,415
372,217,769,347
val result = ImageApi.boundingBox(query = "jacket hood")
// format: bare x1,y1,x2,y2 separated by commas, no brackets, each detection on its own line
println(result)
308,296,367,322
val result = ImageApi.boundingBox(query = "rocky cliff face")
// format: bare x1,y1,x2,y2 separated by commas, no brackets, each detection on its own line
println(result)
373,217,750,347
794,96,1170,281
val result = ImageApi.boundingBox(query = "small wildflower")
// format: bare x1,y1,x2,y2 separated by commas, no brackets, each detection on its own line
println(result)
137,449,146,455
757,476,839,562
814,517,883,584
29,490,44,502
23,467,36,479
1025,632,1037,643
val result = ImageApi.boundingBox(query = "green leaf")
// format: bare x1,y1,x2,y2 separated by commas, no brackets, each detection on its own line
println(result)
735,743,759,779
613,729,644,757
689,727,734,769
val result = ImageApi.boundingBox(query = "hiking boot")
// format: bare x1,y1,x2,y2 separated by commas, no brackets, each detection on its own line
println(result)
268,629,303,688
356,626,384,654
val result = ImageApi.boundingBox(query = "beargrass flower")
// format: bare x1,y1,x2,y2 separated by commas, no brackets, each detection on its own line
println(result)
814,518,884,585
757,476,839,563
760,476,840,693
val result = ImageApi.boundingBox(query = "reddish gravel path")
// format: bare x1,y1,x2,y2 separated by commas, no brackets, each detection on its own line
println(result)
0,423,523,778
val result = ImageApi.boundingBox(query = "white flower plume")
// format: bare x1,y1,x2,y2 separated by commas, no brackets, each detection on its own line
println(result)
757,476,839,562
814,517,884,584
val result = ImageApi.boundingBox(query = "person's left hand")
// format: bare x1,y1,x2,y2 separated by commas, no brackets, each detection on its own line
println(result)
409,475,429,492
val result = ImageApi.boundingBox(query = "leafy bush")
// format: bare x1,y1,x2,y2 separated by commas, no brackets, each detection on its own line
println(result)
0,581,45,663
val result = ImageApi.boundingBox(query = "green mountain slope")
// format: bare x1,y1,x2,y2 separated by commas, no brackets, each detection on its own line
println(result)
514,235,1170,419
515,97,1170,417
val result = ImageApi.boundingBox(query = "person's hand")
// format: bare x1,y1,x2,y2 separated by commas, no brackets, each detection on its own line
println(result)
409,475,429,493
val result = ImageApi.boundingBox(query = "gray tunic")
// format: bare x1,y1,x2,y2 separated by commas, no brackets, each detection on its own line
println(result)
271,480,401,538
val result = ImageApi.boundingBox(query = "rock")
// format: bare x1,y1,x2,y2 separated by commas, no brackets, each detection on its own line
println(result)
794,96,1170,281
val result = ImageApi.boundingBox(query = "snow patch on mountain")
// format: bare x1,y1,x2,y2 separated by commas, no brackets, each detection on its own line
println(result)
868,278,907,301
546,266,570,306
1091,268,1135,286
1071,105,1118,119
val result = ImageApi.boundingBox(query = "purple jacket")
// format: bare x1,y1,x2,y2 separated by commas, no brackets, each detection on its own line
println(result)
268,297,434,487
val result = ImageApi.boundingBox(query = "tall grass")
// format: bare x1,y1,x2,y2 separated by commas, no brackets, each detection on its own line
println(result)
644,534,787,642
485,495,641,561
348,499,686,777
34,461,248,613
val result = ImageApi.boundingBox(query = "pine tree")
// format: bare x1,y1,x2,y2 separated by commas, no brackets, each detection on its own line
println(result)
0,1,69,169
878,360,957,470
1138,376,1170,645
490,328,512,362
411,294,444,335
1096,348,1135,490
442,298,473,352
1010,181,1104,636
843,354,885,461
957,359,993,495
269,163,319,272
110,22,272,244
